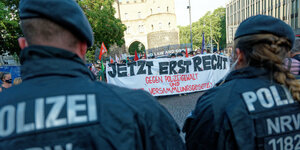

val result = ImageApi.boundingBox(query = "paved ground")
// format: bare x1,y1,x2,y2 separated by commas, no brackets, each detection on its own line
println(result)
157,92,204,139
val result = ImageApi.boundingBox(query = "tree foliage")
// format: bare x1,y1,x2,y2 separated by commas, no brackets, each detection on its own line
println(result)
85,49,96,63
0,0,22,55
179,7,226,50
0,0,126,59
77,0,126,53
128,41,145,55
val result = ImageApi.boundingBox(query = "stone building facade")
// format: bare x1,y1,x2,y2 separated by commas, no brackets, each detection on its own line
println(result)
226,0,300,47
113,0,179,52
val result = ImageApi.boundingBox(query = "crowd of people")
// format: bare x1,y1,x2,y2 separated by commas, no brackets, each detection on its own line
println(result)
89,63,106,82
1,0,300,149
93,48,225,82
0,72,22,92
120,49,225,62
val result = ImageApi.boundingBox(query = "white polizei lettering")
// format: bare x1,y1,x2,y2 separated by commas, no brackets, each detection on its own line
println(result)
292,113,300,130
16,102,35,134
280,115,293,132
0,105,15,137
45,96,67,128
270,86,288,106
267,118,280,135
87,94,97,121
52,146,61,150
65,143,73,150
67,95,87,124
243,86,297,112
257,88,274,108
54,143,73,150
242,91,257,112
0,94,98,138
35,98,44,130
282,85,295,104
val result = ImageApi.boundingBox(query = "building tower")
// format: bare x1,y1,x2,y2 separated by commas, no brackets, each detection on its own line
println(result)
114,0,180,53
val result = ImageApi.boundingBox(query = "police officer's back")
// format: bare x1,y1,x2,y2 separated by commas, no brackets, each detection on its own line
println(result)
0,0,185,149
183,15,300,150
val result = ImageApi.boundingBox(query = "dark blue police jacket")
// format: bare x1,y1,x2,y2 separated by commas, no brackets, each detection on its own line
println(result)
0,46,185,150
183,67,300,150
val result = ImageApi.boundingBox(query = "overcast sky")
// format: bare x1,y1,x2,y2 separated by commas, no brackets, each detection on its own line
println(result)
175,0,228,26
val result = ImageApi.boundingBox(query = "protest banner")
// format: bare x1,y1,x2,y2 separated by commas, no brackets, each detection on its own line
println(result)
106,54,230,96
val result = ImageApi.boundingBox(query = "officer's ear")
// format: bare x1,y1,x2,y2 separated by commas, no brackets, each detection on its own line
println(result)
18,37,28,50
235,48,247,69
78,41,87,59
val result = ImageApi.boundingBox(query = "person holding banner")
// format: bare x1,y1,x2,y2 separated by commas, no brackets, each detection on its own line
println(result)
0,0,185,149
177,52,183,58
183,15,300,150
0,72,12,92
96,65,105,82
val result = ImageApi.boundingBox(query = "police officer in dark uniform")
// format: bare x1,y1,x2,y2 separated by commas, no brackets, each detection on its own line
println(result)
183,15,300,150
0,0,185,149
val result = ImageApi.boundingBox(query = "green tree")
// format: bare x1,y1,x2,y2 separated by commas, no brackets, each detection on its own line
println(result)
179,7,226,50
179,26,190,45
77,0,126,53
218,9,227,49
0,0,22,55
179,12,211,50
210,7,226,50
86,49,96,63
128,41,145,55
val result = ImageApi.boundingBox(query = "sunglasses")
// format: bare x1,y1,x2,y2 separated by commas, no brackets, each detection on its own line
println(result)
4,79,12,83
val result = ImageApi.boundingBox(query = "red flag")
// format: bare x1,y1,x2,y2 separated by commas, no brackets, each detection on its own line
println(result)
99,42,108,61
186,47,189,58
110,56,114,63
134,50,139,61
